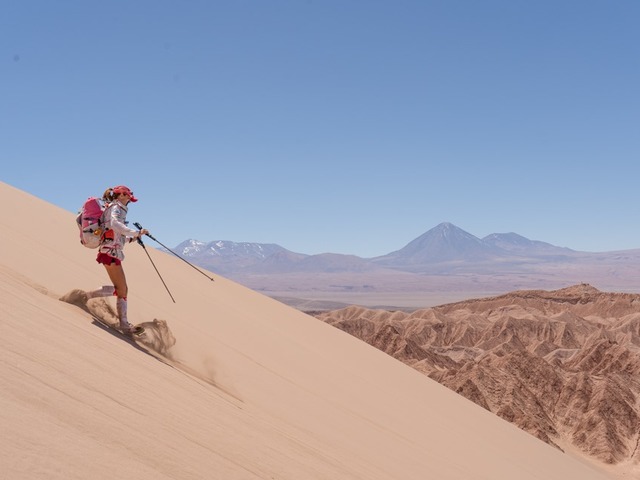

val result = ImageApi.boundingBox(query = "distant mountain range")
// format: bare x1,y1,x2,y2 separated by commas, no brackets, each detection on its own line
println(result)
168,222,640,309
170,222,581,275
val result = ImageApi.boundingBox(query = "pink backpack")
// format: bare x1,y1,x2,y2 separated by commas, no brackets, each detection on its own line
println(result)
76,197,107,248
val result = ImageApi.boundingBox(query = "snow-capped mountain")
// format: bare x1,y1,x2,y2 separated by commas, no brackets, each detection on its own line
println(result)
175,239,286,259
171,240,293,273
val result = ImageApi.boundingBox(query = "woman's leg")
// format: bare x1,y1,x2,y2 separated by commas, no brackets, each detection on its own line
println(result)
102,263,133,330
103,263,128,299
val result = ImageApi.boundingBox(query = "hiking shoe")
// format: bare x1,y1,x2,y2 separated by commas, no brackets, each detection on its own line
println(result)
120,322,144,335
119,322,137,334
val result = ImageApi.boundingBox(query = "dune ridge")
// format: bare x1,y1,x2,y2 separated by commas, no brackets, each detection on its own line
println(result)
315,284,640,475
0,181,617,479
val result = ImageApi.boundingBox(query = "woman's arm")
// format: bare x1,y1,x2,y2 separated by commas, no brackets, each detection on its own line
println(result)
107,205,140,238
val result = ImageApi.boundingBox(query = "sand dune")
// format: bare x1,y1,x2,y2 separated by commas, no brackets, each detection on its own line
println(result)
0,181,616,479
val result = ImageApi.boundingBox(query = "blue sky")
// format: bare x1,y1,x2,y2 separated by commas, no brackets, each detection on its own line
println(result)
2,1,639,257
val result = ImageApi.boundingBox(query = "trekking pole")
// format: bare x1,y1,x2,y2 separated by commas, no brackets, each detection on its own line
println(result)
134,222,215,282
135,234,176,303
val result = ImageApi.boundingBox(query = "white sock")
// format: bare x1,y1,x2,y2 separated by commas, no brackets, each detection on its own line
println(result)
116,297,129,326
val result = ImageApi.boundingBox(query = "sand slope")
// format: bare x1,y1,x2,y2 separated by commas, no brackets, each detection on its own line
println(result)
0,181,613,479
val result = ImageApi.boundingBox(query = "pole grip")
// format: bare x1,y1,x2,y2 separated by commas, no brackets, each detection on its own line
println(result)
133,222,144,245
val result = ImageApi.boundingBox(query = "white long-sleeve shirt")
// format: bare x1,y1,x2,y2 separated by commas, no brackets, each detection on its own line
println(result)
98,200,139,261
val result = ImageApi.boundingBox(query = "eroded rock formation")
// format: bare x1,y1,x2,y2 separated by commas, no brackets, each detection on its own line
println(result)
314,284,640,466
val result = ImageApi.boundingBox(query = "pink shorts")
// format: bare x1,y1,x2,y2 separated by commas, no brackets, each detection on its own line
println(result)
96,253,122,266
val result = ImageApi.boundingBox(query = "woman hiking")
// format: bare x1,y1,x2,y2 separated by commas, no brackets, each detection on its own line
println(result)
91,185,149,333
73,185,149,333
